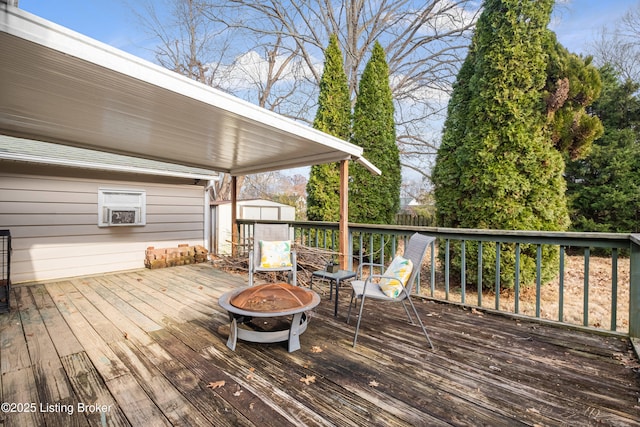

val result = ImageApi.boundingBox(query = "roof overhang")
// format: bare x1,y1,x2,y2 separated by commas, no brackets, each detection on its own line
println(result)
0,134,221,181
0,5,380,176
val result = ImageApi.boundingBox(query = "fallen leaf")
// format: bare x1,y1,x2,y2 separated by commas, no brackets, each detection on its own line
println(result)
246,373,254,380
310,346,323,353
369,380,379,387
300,375,316,385
207,380,225,389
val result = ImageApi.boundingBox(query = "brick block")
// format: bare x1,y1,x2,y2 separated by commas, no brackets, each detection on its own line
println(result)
145,244,209,269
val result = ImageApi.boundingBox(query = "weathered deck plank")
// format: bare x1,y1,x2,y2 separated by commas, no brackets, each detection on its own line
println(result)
13,287,88,427
59,352,130,426
27,284,84,358
0,263,638,426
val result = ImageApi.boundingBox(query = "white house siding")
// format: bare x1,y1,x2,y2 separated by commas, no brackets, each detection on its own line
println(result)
0,164,206,283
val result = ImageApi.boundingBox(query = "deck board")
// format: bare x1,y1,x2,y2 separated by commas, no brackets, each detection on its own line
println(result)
59,352,130,426
13,287,87,427
1,263,639,426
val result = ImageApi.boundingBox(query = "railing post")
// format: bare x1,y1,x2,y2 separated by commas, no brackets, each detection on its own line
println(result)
231,176,238,257
339,160,349,269
629,235,640,340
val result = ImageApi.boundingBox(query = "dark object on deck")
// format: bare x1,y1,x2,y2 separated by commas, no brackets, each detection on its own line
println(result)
0,230,11,313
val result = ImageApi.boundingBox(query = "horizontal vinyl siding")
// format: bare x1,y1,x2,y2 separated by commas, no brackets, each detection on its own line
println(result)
0,171,206,283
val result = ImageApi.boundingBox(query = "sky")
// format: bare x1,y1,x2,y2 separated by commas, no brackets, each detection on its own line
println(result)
17,0,640,62
19,0,158,61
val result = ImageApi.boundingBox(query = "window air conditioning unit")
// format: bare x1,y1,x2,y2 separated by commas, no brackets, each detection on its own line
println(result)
107,208,140,226
98,188,146,227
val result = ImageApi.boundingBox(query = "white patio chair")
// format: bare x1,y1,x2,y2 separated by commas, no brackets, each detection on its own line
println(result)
347,232,435,348
248,223,297,287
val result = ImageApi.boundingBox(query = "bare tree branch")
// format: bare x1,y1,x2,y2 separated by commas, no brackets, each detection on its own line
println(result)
199,0,479,180
590,3,640,83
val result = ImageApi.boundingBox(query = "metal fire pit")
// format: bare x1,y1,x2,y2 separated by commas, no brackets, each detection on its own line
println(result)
218,283,320,352
230,282,315,312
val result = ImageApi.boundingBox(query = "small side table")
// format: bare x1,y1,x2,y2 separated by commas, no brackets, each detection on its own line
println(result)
310,269,357,317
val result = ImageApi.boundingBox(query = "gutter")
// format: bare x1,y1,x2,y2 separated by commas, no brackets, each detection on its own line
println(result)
0,152,220,181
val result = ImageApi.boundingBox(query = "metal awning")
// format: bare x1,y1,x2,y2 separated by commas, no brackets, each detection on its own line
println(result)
0,5,380,176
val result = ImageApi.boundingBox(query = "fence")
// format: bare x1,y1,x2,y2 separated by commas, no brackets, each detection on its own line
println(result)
395,213,434,227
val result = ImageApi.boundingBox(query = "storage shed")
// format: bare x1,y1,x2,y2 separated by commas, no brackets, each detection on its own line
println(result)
211,200,296,256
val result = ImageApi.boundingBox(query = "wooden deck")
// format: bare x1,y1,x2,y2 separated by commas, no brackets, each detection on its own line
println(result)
1,263,639,426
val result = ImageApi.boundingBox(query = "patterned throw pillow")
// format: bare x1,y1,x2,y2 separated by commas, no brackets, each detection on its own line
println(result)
259,240,293,268
378,256,413,298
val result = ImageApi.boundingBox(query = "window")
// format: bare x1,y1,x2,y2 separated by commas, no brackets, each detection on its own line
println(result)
98,188,146,227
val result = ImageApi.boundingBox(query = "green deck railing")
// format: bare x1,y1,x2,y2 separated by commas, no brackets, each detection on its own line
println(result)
237,219,640,340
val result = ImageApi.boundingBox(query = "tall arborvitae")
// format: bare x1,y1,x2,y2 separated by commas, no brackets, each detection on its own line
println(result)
349,41,401,225
432,0,570,288
306,34,352,221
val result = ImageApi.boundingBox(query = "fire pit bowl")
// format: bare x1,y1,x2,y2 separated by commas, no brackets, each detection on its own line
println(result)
218,283,320,352
230,282,315,313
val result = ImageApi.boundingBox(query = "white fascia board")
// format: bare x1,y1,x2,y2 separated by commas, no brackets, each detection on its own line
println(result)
230,152,352,176
355,156,382,175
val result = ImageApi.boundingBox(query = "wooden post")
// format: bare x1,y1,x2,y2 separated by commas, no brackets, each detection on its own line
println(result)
339,160,349,270
629,234,640,341
231,176,238,257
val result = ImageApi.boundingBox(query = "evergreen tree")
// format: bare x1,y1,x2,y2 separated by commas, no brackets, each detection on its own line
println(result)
432,0,571,289
306,34,352,221
350,41,401,225
543,34,604,160
566,65,640,233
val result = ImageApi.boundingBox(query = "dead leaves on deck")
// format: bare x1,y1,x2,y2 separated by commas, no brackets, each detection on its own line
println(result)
206,380,245,401
300,374,316,385
246,367,255,380
613,350,640,369
206,380,225,390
